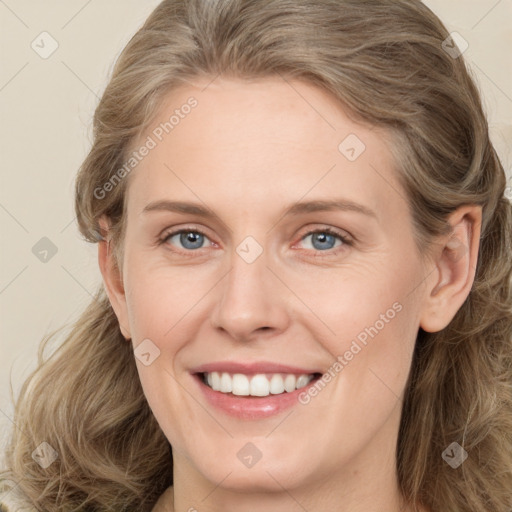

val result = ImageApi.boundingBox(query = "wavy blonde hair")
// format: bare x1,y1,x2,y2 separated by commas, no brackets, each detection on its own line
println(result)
2,0,511,510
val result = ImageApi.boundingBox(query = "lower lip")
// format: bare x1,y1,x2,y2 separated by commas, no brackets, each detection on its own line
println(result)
193,374,319,420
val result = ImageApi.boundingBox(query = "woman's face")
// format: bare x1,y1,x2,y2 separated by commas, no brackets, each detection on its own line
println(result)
106,77,434,498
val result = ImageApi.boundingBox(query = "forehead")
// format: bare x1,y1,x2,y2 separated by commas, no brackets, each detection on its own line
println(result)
125,76,405,222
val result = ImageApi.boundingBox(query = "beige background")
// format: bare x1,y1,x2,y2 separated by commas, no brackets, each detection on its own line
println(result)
1,0,511,462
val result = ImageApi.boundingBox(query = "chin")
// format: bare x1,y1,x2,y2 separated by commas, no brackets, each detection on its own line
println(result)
206,464,306,493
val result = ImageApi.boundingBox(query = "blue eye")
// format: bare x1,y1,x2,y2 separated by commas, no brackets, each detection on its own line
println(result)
300,230,344,251
162,229,212,251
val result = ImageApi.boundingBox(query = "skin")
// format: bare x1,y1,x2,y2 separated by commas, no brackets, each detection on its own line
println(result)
98,76,482,512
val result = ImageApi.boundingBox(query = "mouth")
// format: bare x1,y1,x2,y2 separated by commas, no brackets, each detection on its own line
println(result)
189,361,324,419
198,371,322,398
191,365,323,420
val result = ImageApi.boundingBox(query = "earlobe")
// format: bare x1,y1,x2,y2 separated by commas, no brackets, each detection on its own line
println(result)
97,216,132,340
419,205,482,333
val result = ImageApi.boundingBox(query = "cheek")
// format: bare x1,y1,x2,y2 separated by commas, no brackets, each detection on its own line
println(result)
321,298,415,404
294,260,417,346
310,255,421,396
123,254,213,342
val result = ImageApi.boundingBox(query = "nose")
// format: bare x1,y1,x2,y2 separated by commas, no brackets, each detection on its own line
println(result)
209,242,291,343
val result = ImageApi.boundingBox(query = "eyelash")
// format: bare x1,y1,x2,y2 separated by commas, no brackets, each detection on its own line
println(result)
157,226,353,257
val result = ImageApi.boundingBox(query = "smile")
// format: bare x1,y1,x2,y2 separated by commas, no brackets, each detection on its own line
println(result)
201,371,318,397
190,361,323,419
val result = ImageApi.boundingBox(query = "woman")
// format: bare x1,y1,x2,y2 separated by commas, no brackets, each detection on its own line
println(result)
1,0,511,511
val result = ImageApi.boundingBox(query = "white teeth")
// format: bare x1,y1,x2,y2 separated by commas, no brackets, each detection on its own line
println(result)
296,374,311,389
220,372,232,393
250,374,270,396
284,374,296,392
203,371,315,397
211,372,221,391
232,374,250,396
269,374,285,394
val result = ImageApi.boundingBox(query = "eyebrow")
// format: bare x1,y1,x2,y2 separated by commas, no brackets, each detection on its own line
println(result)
142,198,377,221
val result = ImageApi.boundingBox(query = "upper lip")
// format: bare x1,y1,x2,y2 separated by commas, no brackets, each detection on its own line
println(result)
190,361,322,375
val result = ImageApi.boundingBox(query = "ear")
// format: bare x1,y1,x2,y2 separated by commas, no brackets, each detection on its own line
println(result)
97,215,132,340
419,204,482,333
